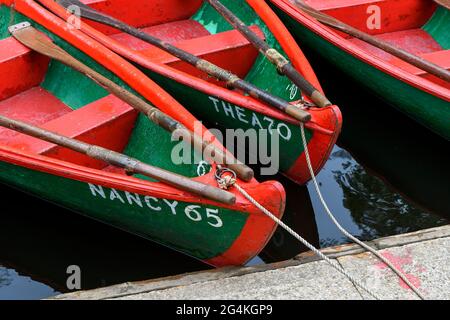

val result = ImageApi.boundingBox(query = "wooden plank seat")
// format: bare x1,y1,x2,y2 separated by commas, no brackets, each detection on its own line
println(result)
110,23,264,83
0,92,137,169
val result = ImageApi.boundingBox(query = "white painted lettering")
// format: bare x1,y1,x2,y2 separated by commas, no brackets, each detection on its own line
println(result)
163,199,179,215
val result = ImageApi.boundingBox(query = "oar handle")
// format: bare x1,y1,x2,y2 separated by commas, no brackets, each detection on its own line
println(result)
9,23,254,181
0,115,236,205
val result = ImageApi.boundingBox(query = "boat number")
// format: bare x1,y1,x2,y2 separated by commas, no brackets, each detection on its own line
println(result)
88,184,224,228
196,160,209,177
286,84,298,100
208,96,293,141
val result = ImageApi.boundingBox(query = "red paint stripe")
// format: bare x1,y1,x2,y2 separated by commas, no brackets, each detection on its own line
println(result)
0,87,71,140
110,20,210,49
79,0,203,35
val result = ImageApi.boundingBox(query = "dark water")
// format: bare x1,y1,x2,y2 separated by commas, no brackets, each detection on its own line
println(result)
1,53,448,300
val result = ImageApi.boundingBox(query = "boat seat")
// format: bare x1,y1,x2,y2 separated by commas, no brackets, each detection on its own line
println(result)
348,28,444,58
305,0,436,35
348,31,449,87
0,37,49,100
111,24,264,83
0,87,71,140
0,93,137,169
81,0,203,35
393,50,450,89
110,20,211,50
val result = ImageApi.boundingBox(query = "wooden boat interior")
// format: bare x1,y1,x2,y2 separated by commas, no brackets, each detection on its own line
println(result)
57,0,271,89
303,0,450,88
0,29,206,179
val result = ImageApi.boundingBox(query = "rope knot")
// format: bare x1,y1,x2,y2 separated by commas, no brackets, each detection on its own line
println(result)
215,167,237,190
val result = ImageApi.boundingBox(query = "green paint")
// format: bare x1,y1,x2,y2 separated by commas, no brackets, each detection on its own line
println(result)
0,160,247,260
272,5,450,140
124,114,212,179
0,5,245,261
140,67,310,172
423,7,450,49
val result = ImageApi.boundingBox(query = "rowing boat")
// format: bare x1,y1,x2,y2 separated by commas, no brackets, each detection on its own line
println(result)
269,0,450,139
20,0,342,185
0,10,286,266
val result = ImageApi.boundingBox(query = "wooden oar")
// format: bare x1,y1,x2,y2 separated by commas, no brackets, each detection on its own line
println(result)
55,0,311,123
205,0,332,108
9,22,254,182
294,0,450,83
433,0,450,10
0,115,236,204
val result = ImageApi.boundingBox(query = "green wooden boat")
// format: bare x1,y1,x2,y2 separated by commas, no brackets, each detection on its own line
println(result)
269,0,450,140
0,2,287,267
25,0,342,185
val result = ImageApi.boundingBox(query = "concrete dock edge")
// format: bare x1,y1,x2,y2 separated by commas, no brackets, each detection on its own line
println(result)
50,225,450,300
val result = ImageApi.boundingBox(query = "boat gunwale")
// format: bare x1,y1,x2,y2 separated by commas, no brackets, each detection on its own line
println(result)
270,0,450,103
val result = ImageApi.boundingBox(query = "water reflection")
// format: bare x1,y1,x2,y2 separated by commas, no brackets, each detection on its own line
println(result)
336,94,450,221
0,182,209,298
332,148,446,240
256,174,319,263
0,267,55,300
304,47,449,243
0,268,12,287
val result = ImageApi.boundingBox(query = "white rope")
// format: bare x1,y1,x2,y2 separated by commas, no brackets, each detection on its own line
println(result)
215,123,426,300
299,123,425,300
215,169,380,299
232,182,380,300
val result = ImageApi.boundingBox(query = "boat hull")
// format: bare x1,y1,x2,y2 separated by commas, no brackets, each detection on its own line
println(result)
270,1,450,140
0,149,284,267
